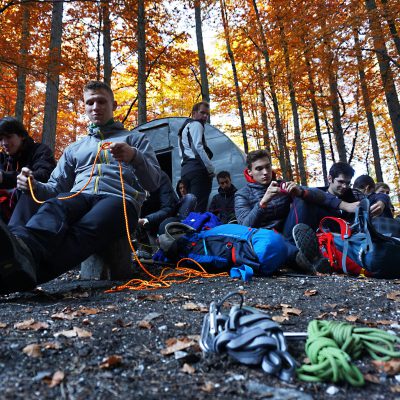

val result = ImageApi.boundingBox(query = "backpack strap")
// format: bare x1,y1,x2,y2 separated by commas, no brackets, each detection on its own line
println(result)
319,216,352,239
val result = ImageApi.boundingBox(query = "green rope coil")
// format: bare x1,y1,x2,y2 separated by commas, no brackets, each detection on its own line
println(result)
297,320,400,386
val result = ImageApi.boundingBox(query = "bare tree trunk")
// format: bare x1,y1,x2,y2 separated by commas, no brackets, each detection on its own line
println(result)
42,0,63,152
96,4,102,81
260,86,271,154
380,0,400,56
366,0,400,156
102,0,112,86
353,27,383,181
278,18,306,185
137,0,147,125
220,0,248,153
303,45,328,185
194,0,210,110
250,0,291,179
15,0,30,121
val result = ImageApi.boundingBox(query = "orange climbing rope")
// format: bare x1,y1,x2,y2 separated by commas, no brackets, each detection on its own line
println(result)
28,141,228,291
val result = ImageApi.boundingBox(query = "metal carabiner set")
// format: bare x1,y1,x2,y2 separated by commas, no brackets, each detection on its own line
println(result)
199,291,307,381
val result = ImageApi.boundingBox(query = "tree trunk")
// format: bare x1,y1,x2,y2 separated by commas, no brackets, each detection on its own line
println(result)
42,0,63,152
102,0,112,86
15,0,30,122
380,0,400,56
278,18,306,185
303,44,328,185
96,4,102,81
220,0,248,153
326,44,347,162
194,0,210,111
250,0,291,179
366,0,400,157
137,0,147,125
260,86,271,154
353,27,383,181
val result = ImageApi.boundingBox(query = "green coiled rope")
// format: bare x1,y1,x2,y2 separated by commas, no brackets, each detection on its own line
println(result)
297,320,400,386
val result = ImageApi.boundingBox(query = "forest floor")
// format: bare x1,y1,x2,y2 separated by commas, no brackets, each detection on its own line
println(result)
0,266,399,400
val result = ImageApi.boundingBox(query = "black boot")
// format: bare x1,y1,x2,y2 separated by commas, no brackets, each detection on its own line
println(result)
0,220,37,294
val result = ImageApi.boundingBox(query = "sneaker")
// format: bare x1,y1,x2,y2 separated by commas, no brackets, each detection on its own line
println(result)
0,219,37,294
292,223,330,274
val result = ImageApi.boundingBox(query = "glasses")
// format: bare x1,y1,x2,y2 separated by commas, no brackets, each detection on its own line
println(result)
334,178,352,187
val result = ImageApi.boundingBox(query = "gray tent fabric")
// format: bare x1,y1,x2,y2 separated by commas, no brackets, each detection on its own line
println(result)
131,117,247,199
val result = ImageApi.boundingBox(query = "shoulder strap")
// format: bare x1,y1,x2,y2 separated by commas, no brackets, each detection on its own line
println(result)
319,216,352,240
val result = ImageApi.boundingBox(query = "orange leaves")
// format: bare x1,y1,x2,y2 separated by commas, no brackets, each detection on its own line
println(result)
14,319,49,331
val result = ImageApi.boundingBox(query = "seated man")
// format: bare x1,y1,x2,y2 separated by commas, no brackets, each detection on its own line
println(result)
0,117,56,223
353,174,393,218
209,170,237,224
0,80,161,294
235,150,353,273
321,163,392,221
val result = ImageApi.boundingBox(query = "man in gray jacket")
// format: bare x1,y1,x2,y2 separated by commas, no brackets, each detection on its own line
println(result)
0,81,161,294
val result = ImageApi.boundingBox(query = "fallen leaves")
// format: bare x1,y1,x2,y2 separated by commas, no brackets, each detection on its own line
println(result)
182,302,208,312
23,344,42,358
138,294,164,301
387,292,400,302
51,306,101,321
0,322,7,328
304,289,318,297
54,326,92,338
100,355,122,369
46,371,65,388
181,363,195,374
14,319,49,331
372,360,400,375
161,336,200,355
345,315,359,323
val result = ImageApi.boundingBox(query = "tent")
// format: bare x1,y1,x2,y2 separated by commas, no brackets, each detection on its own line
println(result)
132,117,247,197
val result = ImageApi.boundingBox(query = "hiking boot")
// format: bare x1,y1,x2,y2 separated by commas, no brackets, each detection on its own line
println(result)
0,219,37,294
292,223,330,274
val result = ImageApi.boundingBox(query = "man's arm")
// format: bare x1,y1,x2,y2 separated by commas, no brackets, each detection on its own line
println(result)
188,122,214,175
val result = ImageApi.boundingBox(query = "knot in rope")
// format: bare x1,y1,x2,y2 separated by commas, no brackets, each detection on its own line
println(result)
200,292,297,381
297,320,400,386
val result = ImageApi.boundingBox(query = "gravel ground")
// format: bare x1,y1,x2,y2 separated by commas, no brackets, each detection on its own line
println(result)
0,268,399,400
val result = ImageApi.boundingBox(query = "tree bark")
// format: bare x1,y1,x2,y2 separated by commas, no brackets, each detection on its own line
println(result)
250,0,291,179
353,27,383,181
366,0,400,157
194,0,210,111
278,18,306,185
137,0,147,125
220,0,248,153
259,86,271,154
380,0,400,56
102,0,112,86
15,0,30,122
303,44,328,185
42,0,64,152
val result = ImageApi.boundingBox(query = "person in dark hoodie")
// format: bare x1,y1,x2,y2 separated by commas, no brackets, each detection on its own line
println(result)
0,81,161,294
234,149,356,273
0,117,56,223
209,171,237,223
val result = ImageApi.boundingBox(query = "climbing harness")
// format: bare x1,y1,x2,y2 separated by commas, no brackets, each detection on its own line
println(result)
297,320,400,386
27,142,228,291
200,291,300,381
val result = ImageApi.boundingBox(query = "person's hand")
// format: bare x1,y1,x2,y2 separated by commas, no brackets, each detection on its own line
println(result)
109,142,137,163
339,201,359,213
138,218,149,226
260,181,280,207
282,181,302,197
17,167,35,191
370,200,385,218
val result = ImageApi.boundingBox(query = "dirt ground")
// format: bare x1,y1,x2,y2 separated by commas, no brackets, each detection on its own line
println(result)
0,266,399,400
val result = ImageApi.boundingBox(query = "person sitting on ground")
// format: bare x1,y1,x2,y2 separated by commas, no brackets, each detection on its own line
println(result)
353,175,393,218
178,101,214,212
209,171,237,224
320,163,392,221
234,149,348,274
0,117,56,223
0,80,161,294
375,182,391,195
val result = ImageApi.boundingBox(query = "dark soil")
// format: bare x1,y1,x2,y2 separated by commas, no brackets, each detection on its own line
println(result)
0,267,399,400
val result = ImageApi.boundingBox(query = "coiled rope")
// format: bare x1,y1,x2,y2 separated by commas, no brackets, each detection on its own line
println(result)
28,142,228,291
297,320,400,386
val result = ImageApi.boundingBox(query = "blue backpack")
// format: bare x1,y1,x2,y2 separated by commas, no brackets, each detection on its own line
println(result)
164,224,288,281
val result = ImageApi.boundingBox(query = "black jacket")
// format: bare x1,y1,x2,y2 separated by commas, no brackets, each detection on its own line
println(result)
209,184,237,223
0,136,56,189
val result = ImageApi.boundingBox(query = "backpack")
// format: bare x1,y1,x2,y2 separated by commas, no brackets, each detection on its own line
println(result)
182,211,221,231
159,223,288,281
317,199,400,278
